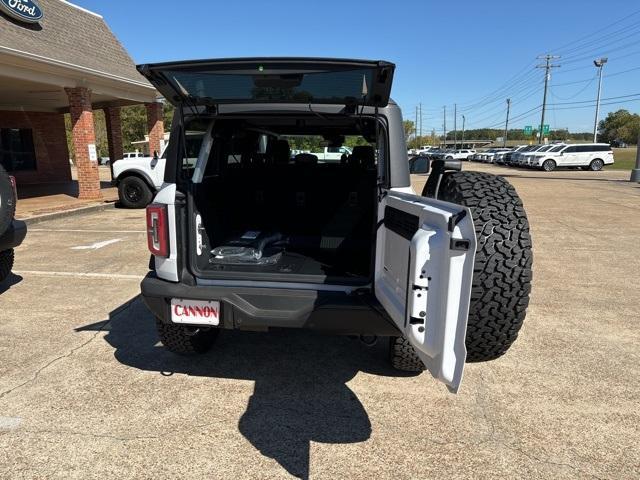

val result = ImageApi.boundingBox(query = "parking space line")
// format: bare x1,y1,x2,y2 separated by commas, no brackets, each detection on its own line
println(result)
14,270,143,280
71,239,123,250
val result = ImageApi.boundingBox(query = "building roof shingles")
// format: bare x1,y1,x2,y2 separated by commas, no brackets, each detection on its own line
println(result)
0,0,149,85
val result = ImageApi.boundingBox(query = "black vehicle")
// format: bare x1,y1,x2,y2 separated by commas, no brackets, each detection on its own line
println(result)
0,164,27,284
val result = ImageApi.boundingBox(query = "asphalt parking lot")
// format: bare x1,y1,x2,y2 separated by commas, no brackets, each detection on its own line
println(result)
1,165,639,479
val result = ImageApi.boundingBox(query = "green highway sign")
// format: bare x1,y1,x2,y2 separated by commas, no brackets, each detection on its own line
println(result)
524,126,533,135
543,124,550,135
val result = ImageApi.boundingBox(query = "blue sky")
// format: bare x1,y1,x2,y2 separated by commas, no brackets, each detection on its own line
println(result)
76,0,640,133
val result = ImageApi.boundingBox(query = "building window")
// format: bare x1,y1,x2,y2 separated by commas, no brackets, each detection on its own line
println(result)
0,128,37,171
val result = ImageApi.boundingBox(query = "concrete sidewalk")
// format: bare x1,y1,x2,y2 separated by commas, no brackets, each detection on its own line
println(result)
16,166,118,221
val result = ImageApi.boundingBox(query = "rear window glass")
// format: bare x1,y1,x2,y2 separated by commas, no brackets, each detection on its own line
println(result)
169,69,373,104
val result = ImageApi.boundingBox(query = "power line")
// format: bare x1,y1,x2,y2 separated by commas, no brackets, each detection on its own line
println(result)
549,73,598,100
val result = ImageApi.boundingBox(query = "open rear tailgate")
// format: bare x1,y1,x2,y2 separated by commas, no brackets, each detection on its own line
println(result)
137,57,395,108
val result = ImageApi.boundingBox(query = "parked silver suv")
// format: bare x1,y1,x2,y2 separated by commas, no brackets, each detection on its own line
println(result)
137,58,533,392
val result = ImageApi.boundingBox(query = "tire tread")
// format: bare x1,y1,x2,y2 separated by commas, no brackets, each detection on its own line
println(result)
433,171,533,362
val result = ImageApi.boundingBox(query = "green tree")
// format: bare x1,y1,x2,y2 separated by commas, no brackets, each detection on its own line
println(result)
403,120,415,146
598,109,640,144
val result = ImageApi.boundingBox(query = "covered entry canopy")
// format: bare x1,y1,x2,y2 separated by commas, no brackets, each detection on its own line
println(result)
0,0,161,199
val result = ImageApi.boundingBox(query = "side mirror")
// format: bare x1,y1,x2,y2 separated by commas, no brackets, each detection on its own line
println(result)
409,157,430,174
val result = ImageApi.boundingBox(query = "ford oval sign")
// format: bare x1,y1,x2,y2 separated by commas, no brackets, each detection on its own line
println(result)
0,0,44,24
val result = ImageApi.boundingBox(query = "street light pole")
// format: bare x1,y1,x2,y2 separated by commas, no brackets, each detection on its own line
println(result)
593,57,608,143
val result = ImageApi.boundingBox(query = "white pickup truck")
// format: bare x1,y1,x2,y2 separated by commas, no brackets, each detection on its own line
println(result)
311,146,352,162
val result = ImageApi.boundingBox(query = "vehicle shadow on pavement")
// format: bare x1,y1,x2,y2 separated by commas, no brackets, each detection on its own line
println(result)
0,273,23,295
79,296,416,479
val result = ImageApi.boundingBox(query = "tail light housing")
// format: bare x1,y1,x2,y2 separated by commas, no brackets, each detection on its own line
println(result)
146,204,169,257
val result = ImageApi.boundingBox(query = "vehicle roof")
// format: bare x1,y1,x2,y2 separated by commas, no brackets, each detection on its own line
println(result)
560,143,611,146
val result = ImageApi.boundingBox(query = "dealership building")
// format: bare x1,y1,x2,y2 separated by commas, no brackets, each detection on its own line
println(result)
0,0,162,199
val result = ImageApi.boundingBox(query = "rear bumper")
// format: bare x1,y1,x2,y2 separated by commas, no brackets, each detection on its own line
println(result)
0,220,27,251
140,272,400,336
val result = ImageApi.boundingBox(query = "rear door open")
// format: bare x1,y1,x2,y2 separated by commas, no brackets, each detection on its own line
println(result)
375,191,477,392
137,58,395,108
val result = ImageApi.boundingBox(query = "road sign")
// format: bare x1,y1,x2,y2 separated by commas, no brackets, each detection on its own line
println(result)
524,126,533,136
543,124,550,135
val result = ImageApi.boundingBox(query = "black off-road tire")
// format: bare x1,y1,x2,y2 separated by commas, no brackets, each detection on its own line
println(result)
155,319,219,355
423,171,533,362
118,176,153,209
0,165,15,237
389,336,425,372
0,249,15,284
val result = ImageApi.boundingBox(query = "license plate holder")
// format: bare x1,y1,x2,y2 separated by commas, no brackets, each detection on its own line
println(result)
170,298,220,326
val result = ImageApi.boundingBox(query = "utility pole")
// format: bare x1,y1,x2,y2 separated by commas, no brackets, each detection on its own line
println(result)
536,54,561,144
443,106,447,148
631,131,640,182
503,98,511,147
453,104,457,149
593,58,608,142
419,102,423,139
415,106,419,149
461,115,466,149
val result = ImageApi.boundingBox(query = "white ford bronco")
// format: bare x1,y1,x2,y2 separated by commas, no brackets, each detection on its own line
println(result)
138,58,533,392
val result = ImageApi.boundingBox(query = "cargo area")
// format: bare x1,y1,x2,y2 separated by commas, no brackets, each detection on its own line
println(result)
188,116,380,285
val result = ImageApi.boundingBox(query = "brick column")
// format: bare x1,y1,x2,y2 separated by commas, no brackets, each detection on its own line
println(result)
65,87,101,200
103,106,124,164
145,102,164,157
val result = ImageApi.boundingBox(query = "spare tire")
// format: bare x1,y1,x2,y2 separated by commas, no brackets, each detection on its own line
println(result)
0,164,15,237
423,171,533,362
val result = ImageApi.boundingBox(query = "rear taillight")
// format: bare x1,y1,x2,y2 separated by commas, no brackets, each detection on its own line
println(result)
146,204,169,257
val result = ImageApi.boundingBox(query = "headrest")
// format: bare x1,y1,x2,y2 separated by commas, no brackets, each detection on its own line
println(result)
350,146,375,168
295,153,318,165
272,139,291,164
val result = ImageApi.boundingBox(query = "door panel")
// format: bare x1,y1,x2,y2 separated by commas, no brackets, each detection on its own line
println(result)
375,191,477,392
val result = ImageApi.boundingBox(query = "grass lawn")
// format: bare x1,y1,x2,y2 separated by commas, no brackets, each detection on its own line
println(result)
608,147,637,170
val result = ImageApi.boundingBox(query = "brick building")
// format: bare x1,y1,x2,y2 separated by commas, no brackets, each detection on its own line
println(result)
0,0,161,199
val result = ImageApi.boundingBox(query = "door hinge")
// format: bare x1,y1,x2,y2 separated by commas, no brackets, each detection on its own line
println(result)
409,285,428,325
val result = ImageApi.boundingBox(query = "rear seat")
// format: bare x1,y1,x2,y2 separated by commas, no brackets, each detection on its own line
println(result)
198,146,377,258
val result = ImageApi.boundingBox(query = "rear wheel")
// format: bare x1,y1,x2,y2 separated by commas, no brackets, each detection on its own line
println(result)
542,159,556,172
423,171,533,362
0,249,14,283
389,336,425,372
589,159,604,171
0,165,15,237
118,176,153,209
155,319,219,355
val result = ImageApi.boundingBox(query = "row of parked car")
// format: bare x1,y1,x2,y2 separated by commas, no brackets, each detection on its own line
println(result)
470,143,615,171
409,143,615,172
409,146,477,161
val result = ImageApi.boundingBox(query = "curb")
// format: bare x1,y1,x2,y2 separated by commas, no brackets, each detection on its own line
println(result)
22,202,117,226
